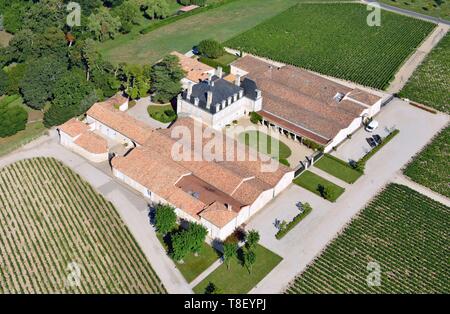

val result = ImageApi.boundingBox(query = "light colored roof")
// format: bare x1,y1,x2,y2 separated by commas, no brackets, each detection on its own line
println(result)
199,202,237,228
74,132,108,154
59,118,89,138
86,99,153,145
232,55,381,141
171,51,214,82
179,5,199,12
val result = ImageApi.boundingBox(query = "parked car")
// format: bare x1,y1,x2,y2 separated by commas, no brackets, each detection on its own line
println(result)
366,137,377,148
365,120,379,132
192,46,200,55
373,134,382,144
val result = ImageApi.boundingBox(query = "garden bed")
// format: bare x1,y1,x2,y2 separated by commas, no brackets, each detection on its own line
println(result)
147,104,177,123
293,171,345,202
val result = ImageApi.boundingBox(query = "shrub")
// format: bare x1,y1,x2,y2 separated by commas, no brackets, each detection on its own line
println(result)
198,39,225,59
0,103,28,137
317,184,335,201
154,203,177,235
302,138,324,151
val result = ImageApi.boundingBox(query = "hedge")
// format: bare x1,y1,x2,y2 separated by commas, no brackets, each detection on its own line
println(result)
198,56,230,74
359,129,400,165
275,203,312,240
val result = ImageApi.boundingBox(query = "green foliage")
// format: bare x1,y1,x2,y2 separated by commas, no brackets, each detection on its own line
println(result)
302,138,324,151
249,111,262,124
20,56,67,109
87,7,122,41
226,3,435,89
245,230,260,251
147,105,177,123
4,63,27,95
243,249,256,274
0,98,28,137
0,1,31,34
223,242,238,270
317,184,335,201
112,1,141,33
286,184,450,293
154,203,177,235
275,203,312,239
0,70,8,95
198,56,230,74
140,0,171,20
22,0,66,33
118,63,151,99
186,222,208,255
171,230,190,262
150,54,184,103
198,39,225,59
359,129,400,165
44,69,96,127
293,171,345,202
404,126,449,198
315,154,363,183
179,0,207,6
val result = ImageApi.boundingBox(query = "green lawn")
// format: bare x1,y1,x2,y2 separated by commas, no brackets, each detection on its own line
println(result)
147,104,177,123
314,154,362,184
293,171,345,202
380,0,449,21
225,3,435,89
399,33,449,114
0,121,47,157
157,233,220,283
193,244,282,294
97,0,300,64
287,184,450,293
239,131,292,165
404,126,449,198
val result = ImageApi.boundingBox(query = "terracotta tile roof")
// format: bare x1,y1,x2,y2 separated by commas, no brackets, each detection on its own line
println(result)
199,202,237,228
74,131,108,154
171,51,214,82
232,55,380,140
86,99,153,145
223,73,236,83
59,118,89,138
111,117,293,228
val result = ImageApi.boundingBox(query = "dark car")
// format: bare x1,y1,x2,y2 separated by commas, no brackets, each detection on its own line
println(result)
373,134,382,144
366,137,377,148
192,46,200,55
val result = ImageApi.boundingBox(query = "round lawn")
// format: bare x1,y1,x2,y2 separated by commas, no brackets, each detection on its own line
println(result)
238,130,292,160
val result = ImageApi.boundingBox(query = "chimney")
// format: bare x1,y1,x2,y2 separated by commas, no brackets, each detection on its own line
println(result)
255,89,262,99
187,82,193,99
238,89,244,98
216,66,223,78
194,97,199,106
235,74,241,86
206,91,213,109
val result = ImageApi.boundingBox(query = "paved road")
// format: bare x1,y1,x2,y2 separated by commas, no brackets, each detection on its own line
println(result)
0,131,192,294
248,100,449,293
363,0,450,25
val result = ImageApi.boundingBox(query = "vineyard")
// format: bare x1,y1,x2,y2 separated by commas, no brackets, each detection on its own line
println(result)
399,33,450,114
286,184,450,293
225,3,435,89
0,158,165,293
404,126,450,198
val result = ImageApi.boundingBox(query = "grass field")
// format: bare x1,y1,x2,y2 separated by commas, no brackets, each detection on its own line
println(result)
225,3,435,89
0,158,165,293
239,131,292,165
293,171,345,202
399,33,449,114
193,244,282,294
314,154,362,184
380,0,449,21
97,0,300,64
286,184,450,293
404,126,449,198
157,233,220,283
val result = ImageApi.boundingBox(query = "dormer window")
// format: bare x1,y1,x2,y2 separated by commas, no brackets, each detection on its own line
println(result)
334,92,344,103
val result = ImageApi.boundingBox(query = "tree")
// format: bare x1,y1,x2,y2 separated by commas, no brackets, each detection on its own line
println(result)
141,0,170,20
0,103,28,137
243,250,256,274
245,229,260,251
171,230,190,262
223,242,238,271
317,184,334,200
118,64,151,99
44,69,95,127
87,7,122,41
0,70,8,95
22,0,66,34
197,39,225,59
112,1,140,33
20,56,67,109
154,203,177,235
187,223,207,256
204,282,221,294
150,54,184,103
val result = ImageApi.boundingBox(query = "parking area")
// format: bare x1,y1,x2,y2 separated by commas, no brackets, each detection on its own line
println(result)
332,98,428,163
